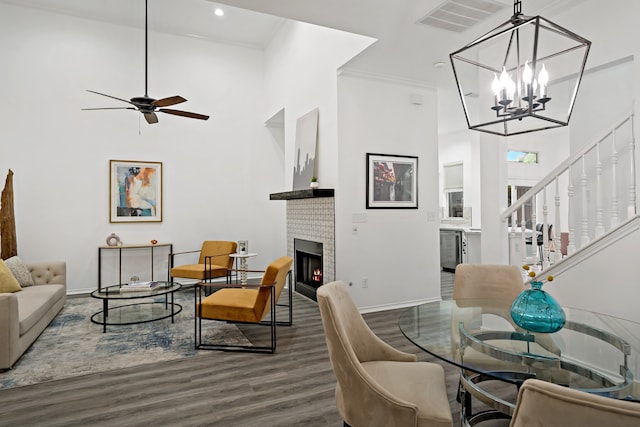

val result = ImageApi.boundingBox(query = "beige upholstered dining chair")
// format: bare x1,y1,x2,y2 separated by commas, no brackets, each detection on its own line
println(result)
452,264,565,422
453,263,525,304
510,379,640,427
317,280,453,427
451,263,529,365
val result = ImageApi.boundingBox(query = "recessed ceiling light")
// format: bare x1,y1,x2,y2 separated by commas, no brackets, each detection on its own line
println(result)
213,8,224,17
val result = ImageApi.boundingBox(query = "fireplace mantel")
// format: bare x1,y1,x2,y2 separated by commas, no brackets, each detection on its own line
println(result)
269,189,334,200
275,192,336,294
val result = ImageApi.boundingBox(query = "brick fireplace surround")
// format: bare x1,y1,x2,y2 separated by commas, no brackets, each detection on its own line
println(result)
270,189,335,298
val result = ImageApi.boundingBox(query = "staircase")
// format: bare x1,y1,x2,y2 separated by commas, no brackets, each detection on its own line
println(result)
501,111,637,276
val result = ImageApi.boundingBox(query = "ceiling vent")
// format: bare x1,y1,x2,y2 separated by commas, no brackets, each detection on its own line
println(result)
418,0,507,33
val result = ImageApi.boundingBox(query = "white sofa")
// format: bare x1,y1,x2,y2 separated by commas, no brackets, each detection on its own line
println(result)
0,261,66,370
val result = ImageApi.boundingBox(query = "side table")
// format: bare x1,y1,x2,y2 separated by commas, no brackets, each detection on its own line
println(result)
98,243,173,290
230,252,257,285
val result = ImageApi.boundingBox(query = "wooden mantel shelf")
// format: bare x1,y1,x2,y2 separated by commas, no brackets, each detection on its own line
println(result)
269,188,334,200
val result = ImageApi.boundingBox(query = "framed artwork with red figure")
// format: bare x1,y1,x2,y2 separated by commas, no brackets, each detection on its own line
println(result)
366,153,418,209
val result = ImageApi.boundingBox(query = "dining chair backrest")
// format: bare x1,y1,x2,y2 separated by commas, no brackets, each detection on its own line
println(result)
454,263,525,304
510,379,640,427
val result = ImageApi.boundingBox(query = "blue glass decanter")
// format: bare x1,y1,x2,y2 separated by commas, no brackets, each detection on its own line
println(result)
510,280,566,333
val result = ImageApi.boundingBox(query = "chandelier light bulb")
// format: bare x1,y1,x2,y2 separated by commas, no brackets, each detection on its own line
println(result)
491,73,501,97
522,61,533,84
498,67,515,103
538,64,549,98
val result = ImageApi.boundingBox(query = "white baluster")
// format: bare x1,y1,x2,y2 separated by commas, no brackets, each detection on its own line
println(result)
542,187,549,269
611,129,619,228
521,205,527,265
595,142,605,238
629,114,637,217
510,207,516,263
567,165,576,255
531,194,538,265
554,177,562,263
580,156,591,247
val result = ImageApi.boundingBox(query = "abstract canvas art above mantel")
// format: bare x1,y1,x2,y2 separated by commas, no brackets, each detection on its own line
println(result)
292,108,319,190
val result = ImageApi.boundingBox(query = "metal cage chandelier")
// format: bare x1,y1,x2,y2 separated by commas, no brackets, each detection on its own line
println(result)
449,0,591,136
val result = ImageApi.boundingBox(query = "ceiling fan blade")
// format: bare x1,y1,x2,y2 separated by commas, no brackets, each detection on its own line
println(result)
82,107,137,111
153,96,187,107
159,108,209,121
144,112,159,124
86,90,133,105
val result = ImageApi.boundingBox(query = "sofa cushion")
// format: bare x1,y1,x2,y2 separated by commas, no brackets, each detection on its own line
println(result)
17,285,65,336
0,259,22,293
4,256,35,287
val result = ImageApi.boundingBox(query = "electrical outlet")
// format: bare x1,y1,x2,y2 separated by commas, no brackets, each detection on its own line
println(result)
362,277,368,288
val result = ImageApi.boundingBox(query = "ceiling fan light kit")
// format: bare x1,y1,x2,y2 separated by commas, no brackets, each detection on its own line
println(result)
83,0,209,125
449,0,590,136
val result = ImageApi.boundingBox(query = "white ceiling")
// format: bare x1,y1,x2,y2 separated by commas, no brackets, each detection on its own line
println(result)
0,0,285,48
2,0,586,85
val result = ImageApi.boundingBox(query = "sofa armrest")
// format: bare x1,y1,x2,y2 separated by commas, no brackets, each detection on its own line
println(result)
27,262,66,287
0,292,19,370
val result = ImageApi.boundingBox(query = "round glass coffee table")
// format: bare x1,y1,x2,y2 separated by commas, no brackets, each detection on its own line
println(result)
90,282,182,332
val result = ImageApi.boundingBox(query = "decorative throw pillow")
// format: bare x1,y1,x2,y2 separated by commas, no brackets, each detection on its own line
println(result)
4,256,35,287
0,259,22,293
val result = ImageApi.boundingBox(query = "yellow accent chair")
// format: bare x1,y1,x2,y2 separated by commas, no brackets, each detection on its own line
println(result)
170,241,237,284
195,255,293,353
510,379,640,427
317,280,453,427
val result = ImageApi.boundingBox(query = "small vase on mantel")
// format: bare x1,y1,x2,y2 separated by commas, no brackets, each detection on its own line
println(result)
310,177,319,189
510,267,566,333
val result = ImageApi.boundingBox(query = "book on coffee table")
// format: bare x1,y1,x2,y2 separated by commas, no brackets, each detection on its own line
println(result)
120,281,160,292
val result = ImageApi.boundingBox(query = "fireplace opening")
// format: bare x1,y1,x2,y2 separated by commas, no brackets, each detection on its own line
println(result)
294,238,323,301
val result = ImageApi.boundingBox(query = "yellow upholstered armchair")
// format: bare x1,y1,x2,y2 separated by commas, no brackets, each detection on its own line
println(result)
170,240,237,284
317,281,453,427
195,255,293,353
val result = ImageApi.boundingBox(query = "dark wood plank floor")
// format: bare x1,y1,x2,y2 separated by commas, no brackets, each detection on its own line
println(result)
0,275,505,427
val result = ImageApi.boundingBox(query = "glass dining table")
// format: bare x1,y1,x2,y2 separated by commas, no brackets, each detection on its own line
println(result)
399,299,640,425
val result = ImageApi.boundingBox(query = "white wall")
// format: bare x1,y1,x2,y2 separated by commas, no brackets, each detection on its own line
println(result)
336,73,441,310
263,21,374,192
0,3,285,292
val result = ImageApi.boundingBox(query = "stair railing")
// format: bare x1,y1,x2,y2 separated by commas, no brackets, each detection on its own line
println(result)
502,111,636,269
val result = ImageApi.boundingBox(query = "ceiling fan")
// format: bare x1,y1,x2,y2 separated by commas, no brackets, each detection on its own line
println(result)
83,0,209,124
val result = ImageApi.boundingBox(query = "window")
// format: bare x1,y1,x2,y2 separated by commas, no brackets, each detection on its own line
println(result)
447,191,464,218
508,150,538,163
443,163,464,218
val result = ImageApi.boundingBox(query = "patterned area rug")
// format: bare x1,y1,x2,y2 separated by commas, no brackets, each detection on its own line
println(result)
0,288,248,389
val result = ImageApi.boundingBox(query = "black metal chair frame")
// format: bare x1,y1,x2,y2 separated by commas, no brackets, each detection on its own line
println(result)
195,281,276,353
525,224,552,264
